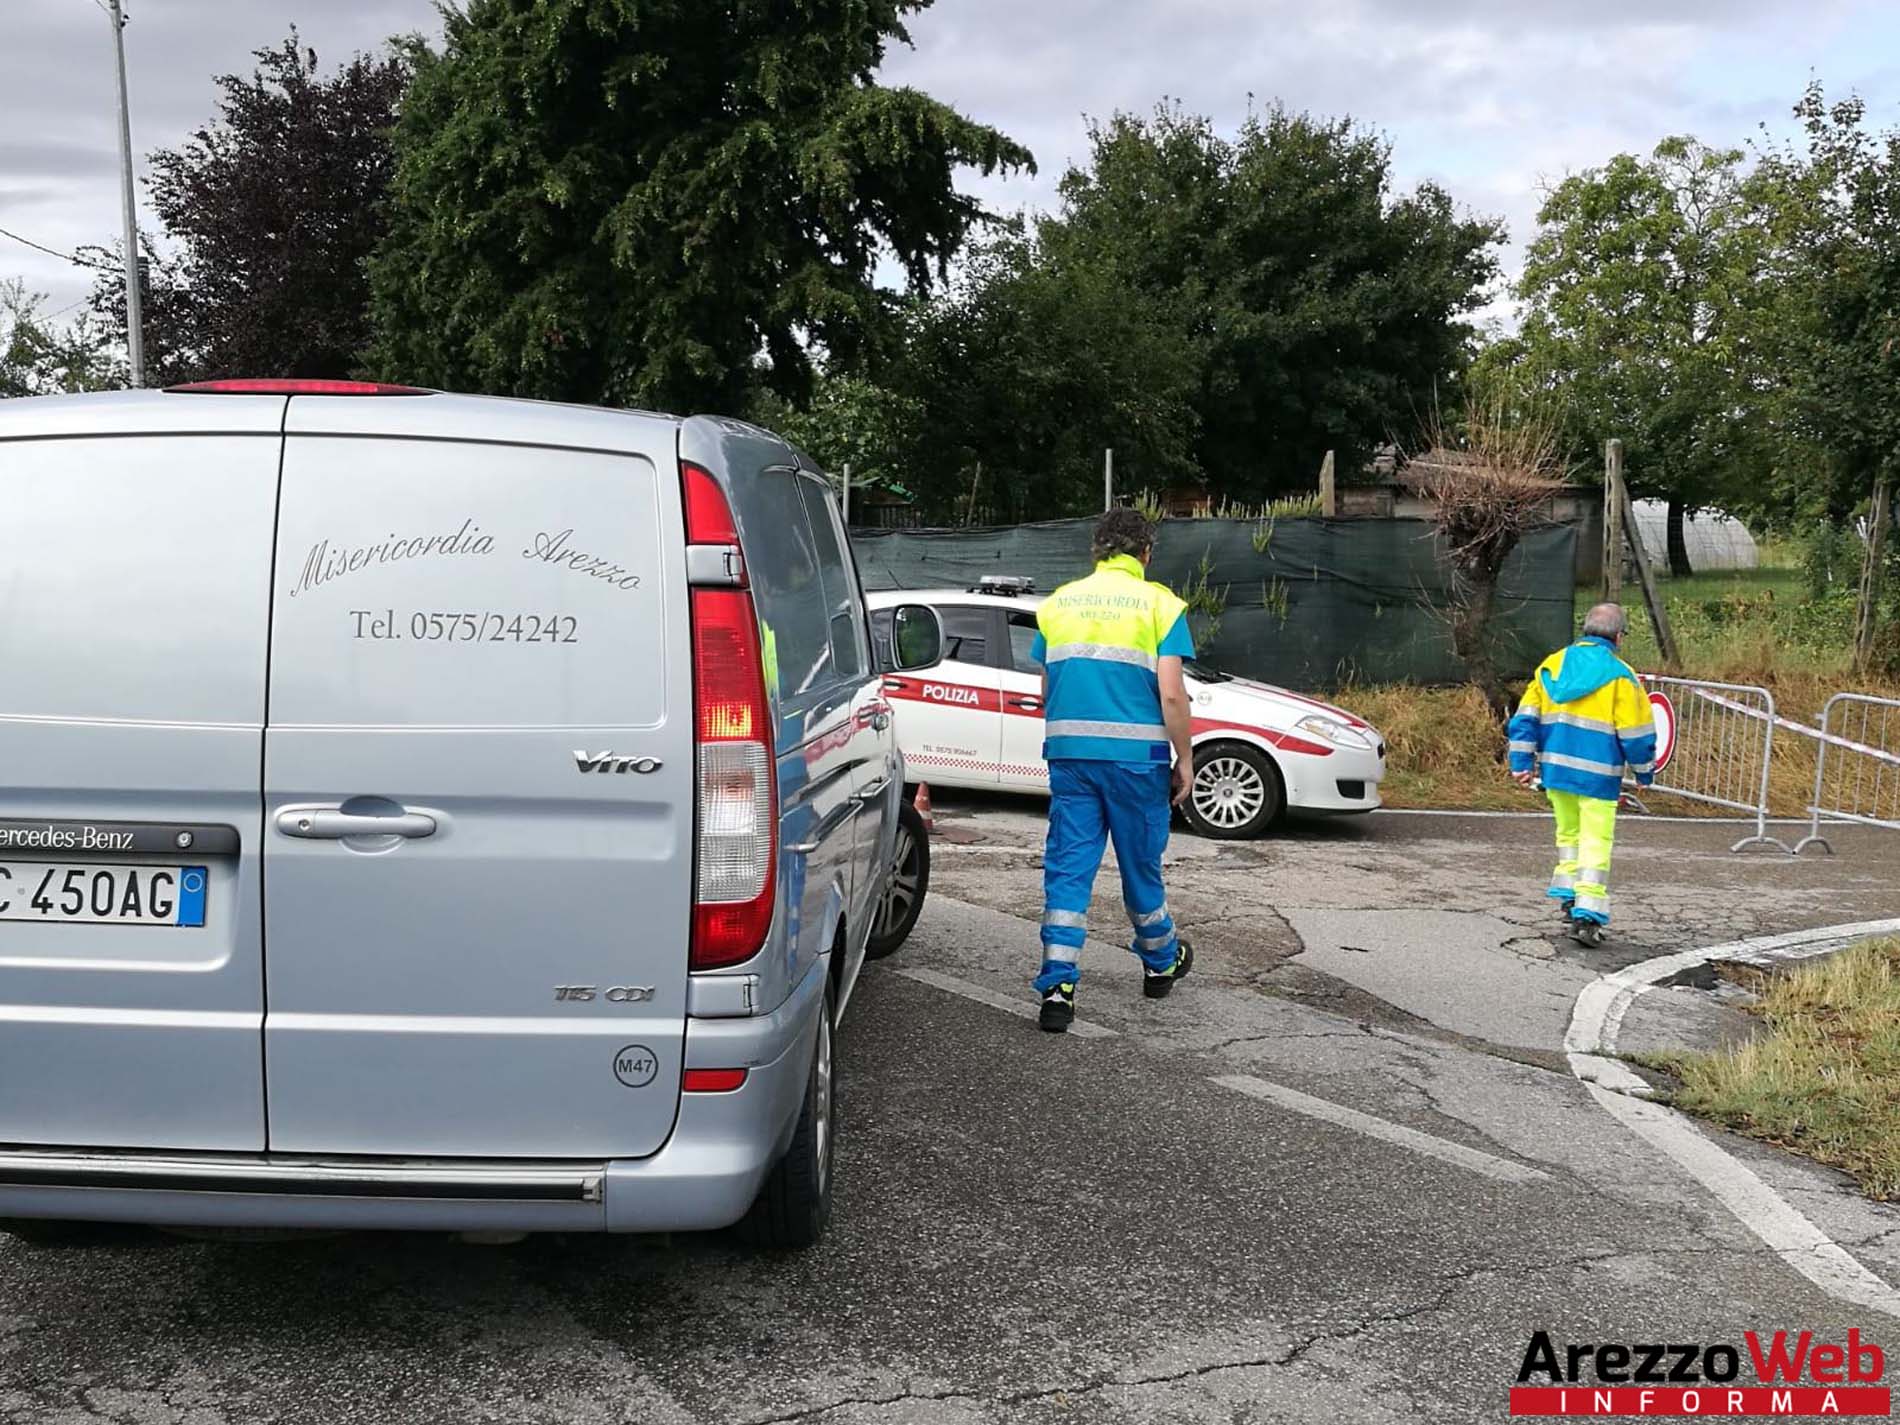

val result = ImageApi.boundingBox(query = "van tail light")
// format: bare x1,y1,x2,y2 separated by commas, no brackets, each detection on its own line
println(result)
682,461,739,543
690,584,776,970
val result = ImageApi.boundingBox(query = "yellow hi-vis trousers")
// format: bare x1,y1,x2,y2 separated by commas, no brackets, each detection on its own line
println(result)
1547,789,1616,925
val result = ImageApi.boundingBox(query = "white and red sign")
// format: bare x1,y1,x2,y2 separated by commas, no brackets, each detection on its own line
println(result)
1649,690,1679,774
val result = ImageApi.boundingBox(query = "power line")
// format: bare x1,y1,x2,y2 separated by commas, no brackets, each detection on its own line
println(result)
0,224,106,269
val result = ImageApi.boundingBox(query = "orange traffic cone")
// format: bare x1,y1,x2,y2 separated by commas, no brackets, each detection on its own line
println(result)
912,781,935,833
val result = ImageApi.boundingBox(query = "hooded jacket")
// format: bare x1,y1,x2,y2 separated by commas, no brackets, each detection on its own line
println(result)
1507,637,1658,801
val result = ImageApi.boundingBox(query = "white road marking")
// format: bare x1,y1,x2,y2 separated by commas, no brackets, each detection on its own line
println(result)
898,967,1118,1038
1209,1073,1550,1185
1566,918,1900,1321
901,963,1546,1184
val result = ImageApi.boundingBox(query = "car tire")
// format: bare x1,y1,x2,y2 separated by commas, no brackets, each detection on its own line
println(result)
1183,741,1285,839
863,800,930,960
738,981,835,1250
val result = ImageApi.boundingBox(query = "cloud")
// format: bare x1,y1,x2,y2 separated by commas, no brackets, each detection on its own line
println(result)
881,0,1889,322
0,0,437,310
1,0,1896,338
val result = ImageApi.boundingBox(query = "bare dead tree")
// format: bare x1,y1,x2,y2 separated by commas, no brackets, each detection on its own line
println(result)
1403,398,1568,721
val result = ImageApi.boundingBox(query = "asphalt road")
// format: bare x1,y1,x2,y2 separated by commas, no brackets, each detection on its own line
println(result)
1,807,1896,1423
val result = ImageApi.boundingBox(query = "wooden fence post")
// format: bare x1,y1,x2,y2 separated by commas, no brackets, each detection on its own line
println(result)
1319,450,1337,517
1602,439,1625,606
1855,476,1892,672
1619,477,1680,667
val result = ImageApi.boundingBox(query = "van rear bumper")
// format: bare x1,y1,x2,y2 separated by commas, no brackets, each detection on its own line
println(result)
0,963,823,1236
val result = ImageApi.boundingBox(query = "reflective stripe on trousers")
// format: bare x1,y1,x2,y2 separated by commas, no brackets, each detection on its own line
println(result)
1040,908,1088,970
1547,788,1616,924
1036,760,1180,992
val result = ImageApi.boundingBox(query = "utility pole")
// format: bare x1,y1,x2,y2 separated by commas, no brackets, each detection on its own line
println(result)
108,0,145,387
1104,448,1114,512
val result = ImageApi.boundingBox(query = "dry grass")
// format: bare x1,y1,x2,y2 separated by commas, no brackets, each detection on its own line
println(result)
1333,561,1900,815
1636,940,1900,1201
1342,668,1900,815
1333,683,1522,811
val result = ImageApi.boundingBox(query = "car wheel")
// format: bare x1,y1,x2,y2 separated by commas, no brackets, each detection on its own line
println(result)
738,980,835,1250
863,801,930,960
1184,742,1284,839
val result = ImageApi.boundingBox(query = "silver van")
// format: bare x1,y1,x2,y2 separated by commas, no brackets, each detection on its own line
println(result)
0,381,941,1249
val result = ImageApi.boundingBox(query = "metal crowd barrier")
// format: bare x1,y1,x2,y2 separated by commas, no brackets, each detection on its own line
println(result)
1794,693,1900,855
1634,675,1790,853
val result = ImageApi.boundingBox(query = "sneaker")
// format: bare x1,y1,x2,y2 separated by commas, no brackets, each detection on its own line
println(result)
1555,897,1576,921
1569,918,1605,948
1142,939,1195,999
1039,982,1075,1033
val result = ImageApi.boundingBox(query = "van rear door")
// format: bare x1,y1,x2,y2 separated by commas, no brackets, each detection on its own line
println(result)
0,399,283,1151
262,399,693,1158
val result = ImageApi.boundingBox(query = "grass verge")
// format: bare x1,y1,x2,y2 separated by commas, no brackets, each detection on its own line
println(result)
1633,940,1900,1201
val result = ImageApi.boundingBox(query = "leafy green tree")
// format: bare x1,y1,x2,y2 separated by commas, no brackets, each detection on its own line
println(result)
881,231,1202,521
0,280,115,397
1498,137,1774,575
1751,85,1900,665
367,0,1031,412
1752,89,1900,508
87,34,409,382
1041,104,1502,500
748,373,925,497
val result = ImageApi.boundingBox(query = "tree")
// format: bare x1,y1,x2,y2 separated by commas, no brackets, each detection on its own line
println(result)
0,280,115,397
877,230,1202,521
1403,394,1567,719
366,0,1032,413
88,33,410,381
1040,104,1502,500
80,237,210,388
1499,137,1774,576
748,372,925,497
1751,86,1900,669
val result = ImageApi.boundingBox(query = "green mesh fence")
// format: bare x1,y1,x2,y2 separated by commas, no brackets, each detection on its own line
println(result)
851,517,1578,690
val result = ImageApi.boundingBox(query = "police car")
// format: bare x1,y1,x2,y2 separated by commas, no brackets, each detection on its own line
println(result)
867,578,1387,838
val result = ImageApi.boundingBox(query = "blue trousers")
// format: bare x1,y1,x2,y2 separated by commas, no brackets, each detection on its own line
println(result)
1035,760,1181,993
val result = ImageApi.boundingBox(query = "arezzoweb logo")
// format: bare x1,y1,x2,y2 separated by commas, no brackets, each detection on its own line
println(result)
1509,1328,1889,1417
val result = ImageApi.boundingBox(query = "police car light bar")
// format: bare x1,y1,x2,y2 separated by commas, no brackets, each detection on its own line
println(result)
972,576,1036,596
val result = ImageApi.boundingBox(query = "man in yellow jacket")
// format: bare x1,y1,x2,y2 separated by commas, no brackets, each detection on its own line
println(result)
1506,603,1658,947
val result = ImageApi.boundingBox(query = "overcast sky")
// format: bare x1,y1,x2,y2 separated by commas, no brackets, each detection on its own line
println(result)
5,0,1900,328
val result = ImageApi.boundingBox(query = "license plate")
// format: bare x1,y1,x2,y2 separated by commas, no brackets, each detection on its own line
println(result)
0,862,207,927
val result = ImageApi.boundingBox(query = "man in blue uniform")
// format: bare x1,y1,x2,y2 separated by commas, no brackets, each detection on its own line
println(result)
1028,508,1197,1032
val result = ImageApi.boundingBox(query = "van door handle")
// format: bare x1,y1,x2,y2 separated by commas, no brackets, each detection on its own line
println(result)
277,808,438,840
1008,697,1043,711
